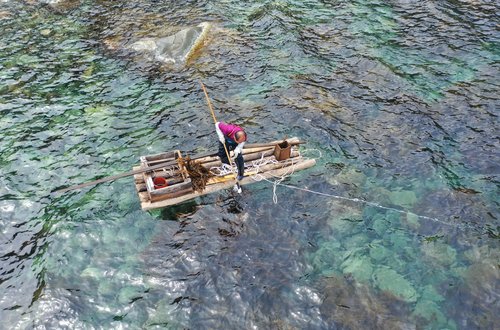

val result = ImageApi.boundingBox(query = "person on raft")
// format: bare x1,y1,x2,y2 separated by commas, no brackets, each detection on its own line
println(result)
215,121,247,181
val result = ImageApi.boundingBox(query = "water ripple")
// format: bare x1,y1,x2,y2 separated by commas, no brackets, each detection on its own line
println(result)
0,0,498,328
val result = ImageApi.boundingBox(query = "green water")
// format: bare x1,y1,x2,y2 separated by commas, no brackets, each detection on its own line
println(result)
0,0,498,329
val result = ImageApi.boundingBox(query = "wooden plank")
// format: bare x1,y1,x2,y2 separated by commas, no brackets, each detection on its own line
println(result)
138,191,149,203
190,146,274,165
243,137,301,149
202,149,300,169
136,183,147,192
141,158,316,210
150,187,194,202
149,181,193,196
205,170,259,185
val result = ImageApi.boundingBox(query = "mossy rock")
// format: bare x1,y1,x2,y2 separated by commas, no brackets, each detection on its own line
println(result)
371,215,388,236
328,215,362,235
101,227,118,245
118,286,143,305
421,241,457,267
98,280,117,297
117,190,136,212
412,300,447,326
405,212,420,229
420,285,444,303
344,233,369,249
311,241,341,272
369,244,389,261
389,190,417,208
84,104,110,115
463,245,493,263
389,231,410,251
451,266,467,278
17,54,41,66
368,187,391,204
81,267,102,279
71,248,90,265
333,168,367,187
147,298,177,327
40,29,52,36
341,255,373,282
373,268,418,302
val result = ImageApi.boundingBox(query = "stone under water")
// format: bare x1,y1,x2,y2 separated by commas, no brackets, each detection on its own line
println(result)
129,22,211,65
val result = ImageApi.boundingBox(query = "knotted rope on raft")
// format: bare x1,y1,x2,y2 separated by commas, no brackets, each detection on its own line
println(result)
178,156,213,192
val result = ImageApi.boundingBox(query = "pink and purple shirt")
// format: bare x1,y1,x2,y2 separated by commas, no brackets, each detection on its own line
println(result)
217,122,244,142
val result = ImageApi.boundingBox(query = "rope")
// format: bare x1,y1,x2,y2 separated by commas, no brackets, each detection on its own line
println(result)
209,148,466,229
260,176,455,226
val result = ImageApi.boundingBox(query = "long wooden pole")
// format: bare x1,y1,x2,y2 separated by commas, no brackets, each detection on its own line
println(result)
52,160,179,194
53,151,218,194
199,81,241,191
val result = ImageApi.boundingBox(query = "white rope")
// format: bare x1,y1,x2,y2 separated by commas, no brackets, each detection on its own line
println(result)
210,163,236,176
208,149,464,229
153,167,176,177
260,176,455,226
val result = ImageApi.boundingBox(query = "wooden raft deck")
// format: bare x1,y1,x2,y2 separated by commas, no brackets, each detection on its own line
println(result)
133,138,316,210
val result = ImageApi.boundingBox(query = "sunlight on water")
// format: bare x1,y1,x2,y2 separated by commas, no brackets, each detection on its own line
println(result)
0,0,498,328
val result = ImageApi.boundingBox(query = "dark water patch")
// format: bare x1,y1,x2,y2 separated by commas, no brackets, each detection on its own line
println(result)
0,0,498,328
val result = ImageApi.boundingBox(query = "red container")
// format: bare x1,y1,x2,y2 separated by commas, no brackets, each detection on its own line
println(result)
153,177,168,189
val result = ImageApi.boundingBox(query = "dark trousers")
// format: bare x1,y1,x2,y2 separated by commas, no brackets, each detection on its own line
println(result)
218,142,244,177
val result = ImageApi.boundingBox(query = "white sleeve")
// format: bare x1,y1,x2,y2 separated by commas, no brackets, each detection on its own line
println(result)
215,122,225,142
234,141,245,155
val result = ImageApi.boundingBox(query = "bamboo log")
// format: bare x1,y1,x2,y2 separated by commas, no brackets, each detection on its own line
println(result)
138,191,149,203
243,137,301,149
150,186,194,202
143,158,176,166
191,146,275,165
191,138,301,164
141,158,317,210
200,149,275,168
54,159,181,194
248,156,304,174
202,150,300,170
149,181,193,196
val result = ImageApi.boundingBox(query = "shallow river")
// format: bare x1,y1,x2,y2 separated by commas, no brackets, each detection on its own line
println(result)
0,0,498,329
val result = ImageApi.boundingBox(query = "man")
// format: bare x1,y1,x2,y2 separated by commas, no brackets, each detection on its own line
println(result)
215,121,247,181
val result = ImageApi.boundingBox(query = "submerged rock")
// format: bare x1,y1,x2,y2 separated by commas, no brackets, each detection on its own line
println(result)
329,167,367,188
81,267,102,279
118,286,143,304
369,242,389,261
412,300,447,325
405,212,420,229
0,11,11,20
373,268,418,302
341,254,373,282
129,22,211,66
42,0,81,13
318,275,415,328
371,213,390,236
389,190,417,208
421,241,457,267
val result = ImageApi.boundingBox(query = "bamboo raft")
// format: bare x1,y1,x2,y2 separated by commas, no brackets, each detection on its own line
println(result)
133,138,316,210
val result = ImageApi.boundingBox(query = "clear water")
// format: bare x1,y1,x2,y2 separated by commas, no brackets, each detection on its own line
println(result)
1,0,498,328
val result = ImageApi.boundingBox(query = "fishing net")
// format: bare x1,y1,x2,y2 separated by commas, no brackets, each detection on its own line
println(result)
178,157,213,192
